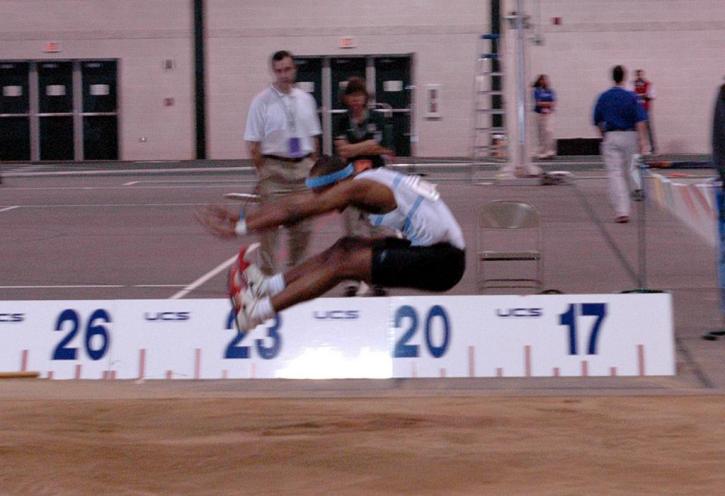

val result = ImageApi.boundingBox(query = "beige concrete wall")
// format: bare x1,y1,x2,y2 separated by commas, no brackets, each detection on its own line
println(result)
0,0,194,160
1,0,722,160
206,0,489,159
525,0,725,154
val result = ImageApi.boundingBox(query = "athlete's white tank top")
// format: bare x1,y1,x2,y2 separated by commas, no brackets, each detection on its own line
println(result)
354,168,465,249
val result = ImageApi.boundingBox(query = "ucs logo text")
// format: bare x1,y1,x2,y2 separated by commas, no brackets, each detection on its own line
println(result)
495,308,543,318
313,310,359,320
144,312,191,322
0,313,25,323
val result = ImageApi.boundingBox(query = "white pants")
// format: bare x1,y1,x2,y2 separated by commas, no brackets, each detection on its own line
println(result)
602,131,639,217
535,112,555,156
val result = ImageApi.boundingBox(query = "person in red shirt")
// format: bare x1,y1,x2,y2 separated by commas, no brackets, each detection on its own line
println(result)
632,69,656,153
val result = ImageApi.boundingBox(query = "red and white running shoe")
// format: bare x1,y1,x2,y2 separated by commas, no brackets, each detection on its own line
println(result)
228,243,266,331
232,290,263,332
230,243,270,300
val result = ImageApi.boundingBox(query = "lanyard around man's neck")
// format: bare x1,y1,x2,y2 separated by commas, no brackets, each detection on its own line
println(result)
271,85,296,130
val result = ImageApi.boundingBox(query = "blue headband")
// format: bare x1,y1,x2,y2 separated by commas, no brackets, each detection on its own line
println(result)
305,163,354,189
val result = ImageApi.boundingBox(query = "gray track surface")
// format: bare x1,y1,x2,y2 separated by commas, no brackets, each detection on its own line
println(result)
1,159,723,396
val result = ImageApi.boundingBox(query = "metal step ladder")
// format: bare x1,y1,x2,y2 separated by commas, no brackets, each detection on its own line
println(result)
472,34,507,163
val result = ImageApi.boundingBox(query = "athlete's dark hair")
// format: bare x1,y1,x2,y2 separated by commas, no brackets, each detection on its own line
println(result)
270,50,293,65
310,154,347,179
612,65,625,84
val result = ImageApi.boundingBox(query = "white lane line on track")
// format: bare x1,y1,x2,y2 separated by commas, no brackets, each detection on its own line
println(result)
134,284,186,288
128,179,249,184
0,284,125,289
170,253,238,300
15,202,207,208
0,206,19,213
4,166,253,177
0,284,187,289
10,184,253,191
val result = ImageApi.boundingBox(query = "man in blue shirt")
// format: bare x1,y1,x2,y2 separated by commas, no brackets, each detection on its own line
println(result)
593,65,649,223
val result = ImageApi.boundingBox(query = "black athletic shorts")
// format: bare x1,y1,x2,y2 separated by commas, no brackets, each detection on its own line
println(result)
370,237,466,292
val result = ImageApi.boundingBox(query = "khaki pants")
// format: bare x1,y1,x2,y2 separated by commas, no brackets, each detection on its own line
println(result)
535,113,555,157
342,205,387,239
601,131,639,217
257,156,314,274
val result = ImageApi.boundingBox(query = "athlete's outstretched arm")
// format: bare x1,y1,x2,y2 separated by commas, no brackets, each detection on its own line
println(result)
197,180,364,238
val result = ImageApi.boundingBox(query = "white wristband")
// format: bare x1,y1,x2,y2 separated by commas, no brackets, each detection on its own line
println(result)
234,219,248,236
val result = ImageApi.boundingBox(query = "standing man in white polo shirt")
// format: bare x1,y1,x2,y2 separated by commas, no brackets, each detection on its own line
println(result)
244,50,322,274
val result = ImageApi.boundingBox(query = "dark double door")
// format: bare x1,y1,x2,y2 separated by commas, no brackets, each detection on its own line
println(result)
0,60,118,161
295,55,412,157
0,62,30,161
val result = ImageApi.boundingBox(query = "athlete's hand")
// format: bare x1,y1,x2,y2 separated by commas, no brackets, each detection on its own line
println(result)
195,204,239,239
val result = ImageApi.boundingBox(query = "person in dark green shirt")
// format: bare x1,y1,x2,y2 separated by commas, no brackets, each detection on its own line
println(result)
334,77,393,171
334,77,394,296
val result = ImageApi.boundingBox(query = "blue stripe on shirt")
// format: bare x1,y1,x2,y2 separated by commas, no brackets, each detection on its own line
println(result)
402,195,424,241
392,174,403,191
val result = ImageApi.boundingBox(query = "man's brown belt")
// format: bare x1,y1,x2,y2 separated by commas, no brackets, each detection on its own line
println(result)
263,154,311,163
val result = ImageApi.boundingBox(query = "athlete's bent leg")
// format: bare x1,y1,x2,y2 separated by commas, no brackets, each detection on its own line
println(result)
271,236,374,313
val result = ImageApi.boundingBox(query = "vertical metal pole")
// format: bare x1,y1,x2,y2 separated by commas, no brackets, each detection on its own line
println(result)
637,159,647,289
193,0,207,159
718,188,725,316
29,62,39,161
408,54,416,161
73,61,83,161
321,58,332,156
515,0,527,175
365,56,375,101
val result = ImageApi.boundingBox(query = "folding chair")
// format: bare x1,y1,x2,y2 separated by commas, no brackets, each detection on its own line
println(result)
477,200,543,292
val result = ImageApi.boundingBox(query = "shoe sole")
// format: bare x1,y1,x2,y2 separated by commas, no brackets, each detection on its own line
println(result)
227,243,260,331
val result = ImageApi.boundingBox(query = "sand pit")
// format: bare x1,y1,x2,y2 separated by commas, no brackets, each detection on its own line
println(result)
1,387,723,495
